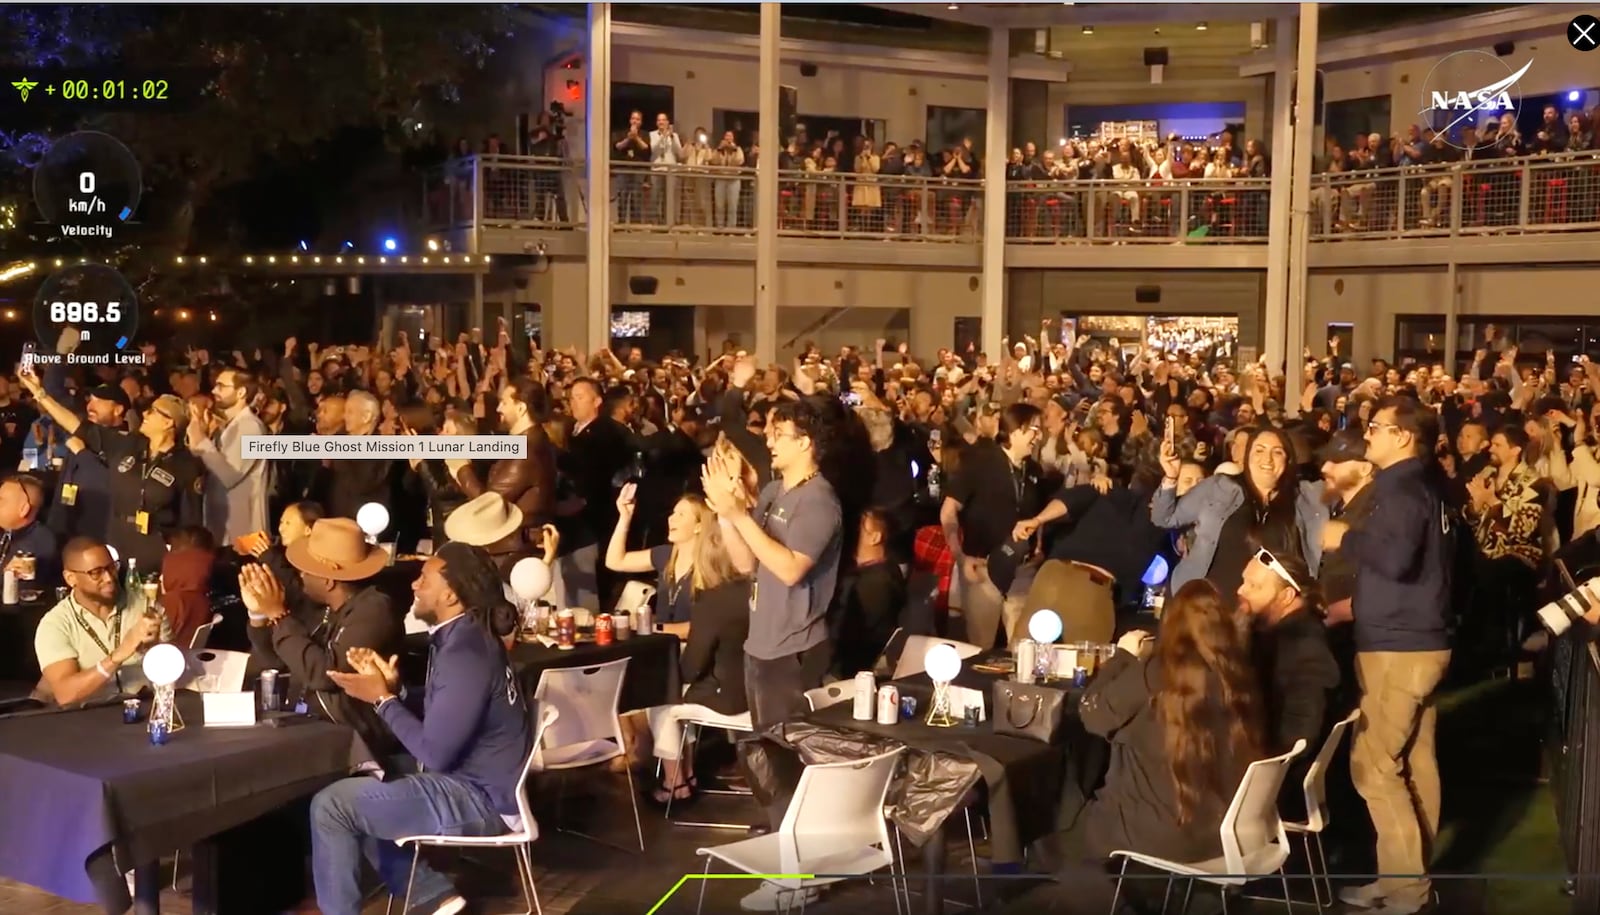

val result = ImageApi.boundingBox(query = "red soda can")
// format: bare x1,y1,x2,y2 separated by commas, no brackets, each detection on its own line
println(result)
556,609,576,650
595,613,614,646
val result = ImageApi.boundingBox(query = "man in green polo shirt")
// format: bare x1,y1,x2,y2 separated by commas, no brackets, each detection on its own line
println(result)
34,537,168,705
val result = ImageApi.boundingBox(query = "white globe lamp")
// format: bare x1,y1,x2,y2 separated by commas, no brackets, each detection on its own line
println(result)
510,557,554,602
356,502,390,541
923,643,963,727
142,643,188,737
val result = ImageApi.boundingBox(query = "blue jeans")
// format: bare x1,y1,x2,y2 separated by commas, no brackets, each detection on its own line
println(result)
310,772,506,915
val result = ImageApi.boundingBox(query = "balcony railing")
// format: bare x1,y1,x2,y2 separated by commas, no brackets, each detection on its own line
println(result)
1308,149,1600,241
1003,176,1272,244
422,151,1600,247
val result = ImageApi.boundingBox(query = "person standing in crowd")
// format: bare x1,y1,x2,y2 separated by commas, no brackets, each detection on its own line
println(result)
1322,395,1452,915
562,378,630,609
311,543,531,915
941,403,1047,650
702,398,841,731
34,536,167,705
830,507,905,677
22,368,202,572
326,390,395,530
188,367,270,546
1463,424,1546,667
44,382,126,545
454,377,557,527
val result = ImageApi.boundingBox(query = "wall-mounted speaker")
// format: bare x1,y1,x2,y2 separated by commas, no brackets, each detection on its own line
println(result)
1134,285,1162,305
628,276,659,296
1493,40,1515,57
1143,47,1168,67
798,62,818,78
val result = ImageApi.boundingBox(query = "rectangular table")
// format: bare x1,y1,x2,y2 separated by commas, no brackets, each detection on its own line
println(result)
510,632,682,712
0,692,370,914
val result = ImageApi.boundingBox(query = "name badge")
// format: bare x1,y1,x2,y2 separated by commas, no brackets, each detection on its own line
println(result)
149,467,175,488
60,483,78,506
135,511,150,535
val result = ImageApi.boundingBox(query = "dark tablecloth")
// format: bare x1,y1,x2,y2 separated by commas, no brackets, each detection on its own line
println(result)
0,692,369,904
510,632,681,713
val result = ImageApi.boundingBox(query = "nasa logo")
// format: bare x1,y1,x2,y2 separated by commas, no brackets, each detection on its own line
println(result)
1417,50,1532,150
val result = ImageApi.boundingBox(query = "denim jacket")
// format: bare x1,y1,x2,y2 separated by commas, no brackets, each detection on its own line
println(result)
1150,472,1328,592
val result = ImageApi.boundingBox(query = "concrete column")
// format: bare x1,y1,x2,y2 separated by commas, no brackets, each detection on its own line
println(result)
585,3,613,356
980,26,1009,362
1443,260,1459,375
1261,18,1296,373
754,4,781,366
1284,3,1319,409
470,273,485,333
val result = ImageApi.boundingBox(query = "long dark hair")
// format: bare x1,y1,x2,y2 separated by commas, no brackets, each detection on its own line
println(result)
1153,579,1266,825
435,542,517,643
1238,424,1300,559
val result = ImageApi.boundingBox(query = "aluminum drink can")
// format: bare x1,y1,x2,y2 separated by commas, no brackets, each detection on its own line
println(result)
123,698,141,724
876,685,901,725
634,606,652,635
1015,640,1036,684
1073,666,1089,688
595,613,614,646
556,609,576,649
614,610,633,640
852,671,877,720
149,718,169,746
260,669,281,711
900,695,918,719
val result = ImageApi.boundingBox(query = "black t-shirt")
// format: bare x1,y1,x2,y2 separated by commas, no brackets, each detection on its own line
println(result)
650,543,693,625
949,439,1046,559
1047,485,1169,595
0,399,36,467
77,423,204,568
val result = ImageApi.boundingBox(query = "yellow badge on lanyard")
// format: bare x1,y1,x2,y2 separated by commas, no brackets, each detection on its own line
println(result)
135,511,150,535
61,484,78,506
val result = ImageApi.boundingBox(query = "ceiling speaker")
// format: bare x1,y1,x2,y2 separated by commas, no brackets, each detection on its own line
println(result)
1143,47,1168,67
628,276,659,296
1134,285,1162,304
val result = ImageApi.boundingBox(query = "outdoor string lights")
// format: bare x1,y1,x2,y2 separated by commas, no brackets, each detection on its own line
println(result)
0,251,493,282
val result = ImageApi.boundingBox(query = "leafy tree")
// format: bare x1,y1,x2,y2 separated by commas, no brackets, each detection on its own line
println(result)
1,4,514,252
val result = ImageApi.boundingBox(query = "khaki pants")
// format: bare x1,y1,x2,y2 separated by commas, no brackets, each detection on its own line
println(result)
1350,649,1451,908
961,562,1037,652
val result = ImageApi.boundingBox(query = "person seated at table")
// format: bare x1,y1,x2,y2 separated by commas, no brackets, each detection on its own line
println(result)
242,501,324,559
829,507,905,677
635,499,749,804
443,492,562,602
0,473,60,589
313,542,532,915
161,526,217,648
606,482,728,640
34,537,169,705
239,518,402,755
1001,578,1266,915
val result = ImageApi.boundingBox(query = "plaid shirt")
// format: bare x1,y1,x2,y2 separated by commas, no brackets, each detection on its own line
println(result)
913,524,956,611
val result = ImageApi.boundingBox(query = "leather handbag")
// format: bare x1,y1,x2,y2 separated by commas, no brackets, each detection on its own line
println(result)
990,681,1067,744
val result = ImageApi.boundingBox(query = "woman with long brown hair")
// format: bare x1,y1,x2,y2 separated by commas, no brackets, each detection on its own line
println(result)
1005,579,1266,914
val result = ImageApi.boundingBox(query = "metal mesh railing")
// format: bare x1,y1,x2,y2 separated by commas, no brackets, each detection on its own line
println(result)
1003,177,1273,243
1309,150,1600,240
422,156,585,230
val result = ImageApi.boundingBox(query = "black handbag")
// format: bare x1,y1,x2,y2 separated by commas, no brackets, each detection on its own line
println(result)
990,681,1067,744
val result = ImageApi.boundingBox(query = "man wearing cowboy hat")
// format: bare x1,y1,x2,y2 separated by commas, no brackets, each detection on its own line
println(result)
443,492,563,604
241,517,402,754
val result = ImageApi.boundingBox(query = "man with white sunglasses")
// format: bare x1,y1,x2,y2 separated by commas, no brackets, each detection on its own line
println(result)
1236,546,1339,773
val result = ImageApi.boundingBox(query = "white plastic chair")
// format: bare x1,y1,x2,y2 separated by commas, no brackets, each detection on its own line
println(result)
694,748,907,914
662,710,757,830
531,657,644,852
1108,738,1308,915
804,683,852,712
188,613,223,649
390,703,561,915
1284,710,1362,911
892,636,983,680
615,581,657,615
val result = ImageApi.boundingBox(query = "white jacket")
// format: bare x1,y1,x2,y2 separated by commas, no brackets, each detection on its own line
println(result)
1548,441,1600,542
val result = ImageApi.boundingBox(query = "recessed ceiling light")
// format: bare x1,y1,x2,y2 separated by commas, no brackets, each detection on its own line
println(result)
1082,25,1094,35
947,2,958,8
1153,27,1162,36
1196,22,1208,31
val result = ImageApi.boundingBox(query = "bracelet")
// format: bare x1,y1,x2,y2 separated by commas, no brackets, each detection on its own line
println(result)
95,658,115,680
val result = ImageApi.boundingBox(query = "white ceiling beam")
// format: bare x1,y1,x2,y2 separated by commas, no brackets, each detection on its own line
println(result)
611,21,1072,80
875,3,1294,29
1239,5,1576,75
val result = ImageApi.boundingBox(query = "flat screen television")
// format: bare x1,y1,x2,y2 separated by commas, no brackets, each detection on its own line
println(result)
611,310,650,338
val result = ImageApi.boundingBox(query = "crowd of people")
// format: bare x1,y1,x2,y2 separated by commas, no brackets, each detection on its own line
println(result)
8,307,1599,914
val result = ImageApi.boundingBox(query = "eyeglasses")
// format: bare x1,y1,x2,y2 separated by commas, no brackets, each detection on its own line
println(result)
65,564,117,580
1254,547,1300,592
1366,421,1401,435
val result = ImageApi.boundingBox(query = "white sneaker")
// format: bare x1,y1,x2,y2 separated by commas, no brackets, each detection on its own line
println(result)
739,883,819,911
428,895,467,915
1339,883,1386,908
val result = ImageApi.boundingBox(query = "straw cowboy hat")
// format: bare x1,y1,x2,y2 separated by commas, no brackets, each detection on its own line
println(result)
286,518,389,581
444,493,525,547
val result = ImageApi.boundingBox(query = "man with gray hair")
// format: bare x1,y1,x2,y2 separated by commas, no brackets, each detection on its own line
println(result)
327,390,394,529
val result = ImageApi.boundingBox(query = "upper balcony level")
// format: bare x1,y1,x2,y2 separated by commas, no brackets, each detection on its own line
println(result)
422,150,1600,269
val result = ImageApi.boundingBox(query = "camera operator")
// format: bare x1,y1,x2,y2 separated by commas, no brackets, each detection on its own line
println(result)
528,107,569,223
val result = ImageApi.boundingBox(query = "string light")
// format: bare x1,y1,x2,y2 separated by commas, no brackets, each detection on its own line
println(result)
0,251,495,282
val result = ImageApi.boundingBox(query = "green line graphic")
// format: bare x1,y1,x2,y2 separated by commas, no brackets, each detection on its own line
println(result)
645,873,815,915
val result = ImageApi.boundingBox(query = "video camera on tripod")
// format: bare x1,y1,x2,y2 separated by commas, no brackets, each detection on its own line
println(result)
548,100,571,139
